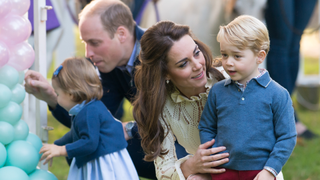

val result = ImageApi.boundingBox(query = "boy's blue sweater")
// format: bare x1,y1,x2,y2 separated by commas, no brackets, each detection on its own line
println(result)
199,72,297,175
54,100,127,168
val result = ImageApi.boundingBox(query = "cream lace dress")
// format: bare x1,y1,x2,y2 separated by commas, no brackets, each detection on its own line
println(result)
154,74,285,180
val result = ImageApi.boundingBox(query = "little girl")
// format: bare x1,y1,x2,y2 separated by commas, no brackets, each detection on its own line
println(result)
39,57,139,180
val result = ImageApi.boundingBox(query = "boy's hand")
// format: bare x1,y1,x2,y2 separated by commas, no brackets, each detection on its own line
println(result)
254,169,275,180
39,144,67,166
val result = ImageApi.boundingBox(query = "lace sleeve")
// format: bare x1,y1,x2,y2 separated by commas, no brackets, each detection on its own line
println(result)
154,118,190,180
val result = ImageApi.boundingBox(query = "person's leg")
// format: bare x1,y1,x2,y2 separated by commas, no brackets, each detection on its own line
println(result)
265,0,294,93
288,0,317,94
290,0,318,139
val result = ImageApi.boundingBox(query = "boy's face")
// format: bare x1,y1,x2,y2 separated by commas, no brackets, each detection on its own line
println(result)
220,40,261,85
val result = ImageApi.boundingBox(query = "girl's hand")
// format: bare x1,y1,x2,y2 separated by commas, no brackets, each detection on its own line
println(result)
254,169,275,180
181,139,229,177
187,173,211,180
39,144,67,165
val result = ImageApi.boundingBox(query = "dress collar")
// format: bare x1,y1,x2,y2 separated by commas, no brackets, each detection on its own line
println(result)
170,73,217,103
69,99,95,116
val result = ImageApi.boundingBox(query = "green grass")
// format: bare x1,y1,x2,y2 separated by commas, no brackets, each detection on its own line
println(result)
303,56,319,75
46,27,320,179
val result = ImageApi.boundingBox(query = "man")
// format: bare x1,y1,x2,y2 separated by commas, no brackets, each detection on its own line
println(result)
25,0,159,178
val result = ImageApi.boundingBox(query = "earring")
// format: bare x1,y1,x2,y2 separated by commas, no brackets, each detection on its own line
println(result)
166,80,169,84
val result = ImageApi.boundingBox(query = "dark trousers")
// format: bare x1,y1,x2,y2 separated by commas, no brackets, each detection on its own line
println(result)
265,0,317,95
211,169,276,180
265,0,317,123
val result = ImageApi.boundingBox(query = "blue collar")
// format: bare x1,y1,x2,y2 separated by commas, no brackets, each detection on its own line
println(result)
69,99,95,116
117,40,140,73
224,70,272,88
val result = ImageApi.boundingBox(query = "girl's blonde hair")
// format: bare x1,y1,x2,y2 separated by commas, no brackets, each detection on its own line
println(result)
217,15,270,54
52,57,102,104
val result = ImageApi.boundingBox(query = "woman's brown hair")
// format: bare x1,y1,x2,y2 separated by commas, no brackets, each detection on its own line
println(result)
133,21,224,161
52,57,103,104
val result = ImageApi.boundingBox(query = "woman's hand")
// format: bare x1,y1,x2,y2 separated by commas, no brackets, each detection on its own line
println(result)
40,144,67,166
181,139,229,177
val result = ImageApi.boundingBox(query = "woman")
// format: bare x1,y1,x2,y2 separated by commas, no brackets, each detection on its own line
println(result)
133,21,285,180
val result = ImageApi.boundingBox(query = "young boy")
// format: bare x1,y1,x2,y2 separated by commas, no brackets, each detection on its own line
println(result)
199,15,297,180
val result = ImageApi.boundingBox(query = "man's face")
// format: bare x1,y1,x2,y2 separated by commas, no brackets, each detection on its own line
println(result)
79,15,125,73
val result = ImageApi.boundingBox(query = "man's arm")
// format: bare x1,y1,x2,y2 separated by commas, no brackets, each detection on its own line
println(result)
25,70,71,128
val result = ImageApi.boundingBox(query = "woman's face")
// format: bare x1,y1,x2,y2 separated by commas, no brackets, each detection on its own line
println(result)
166,35,207,97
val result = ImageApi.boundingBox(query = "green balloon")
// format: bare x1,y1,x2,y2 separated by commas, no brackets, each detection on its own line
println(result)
26,132,43,153
0,84,12,108
29,169,58,180
0,101,22,125
0,121,14,145
5,140,39,174
18,71,25,84
13,120,29,141
0,143,6,168
11,84,26,104
0,166,29,180
0,65,19,89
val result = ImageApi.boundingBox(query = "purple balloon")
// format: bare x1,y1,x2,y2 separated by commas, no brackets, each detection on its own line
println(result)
0,14,32,47
0,0,11,21
10,0,30,16
8,42,35,71
0,41,10,68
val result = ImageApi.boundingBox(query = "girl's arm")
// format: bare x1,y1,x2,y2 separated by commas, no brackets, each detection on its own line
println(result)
40,144,67,165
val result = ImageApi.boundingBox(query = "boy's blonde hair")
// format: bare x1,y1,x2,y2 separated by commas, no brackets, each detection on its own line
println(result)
217,15,270,54
52,57,103,104
79,0,135,38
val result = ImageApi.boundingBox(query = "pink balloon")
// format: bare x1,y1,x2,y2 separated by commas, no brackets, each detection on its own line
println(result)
10,0,30,16
0,0,11,21
0,14,32,47
7,42,35,71
0,41,10,68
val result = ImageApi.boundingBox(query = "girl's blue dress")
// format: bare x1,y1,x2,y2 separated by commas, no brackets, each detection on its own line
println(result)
64,100,139,180
68,148,139,180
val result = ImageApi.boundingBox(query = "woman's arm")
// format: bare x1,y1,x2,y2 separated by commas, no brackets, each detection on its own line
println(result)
155,119,229,180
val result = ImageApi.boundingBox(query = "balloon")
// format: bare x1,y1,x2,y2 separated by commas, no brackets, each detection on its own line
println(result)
29,169,58,180
8,41,35,71
13,119,29,141
0,14,31,47
0,84,12,108
0,166,29,180
10,0,30,16
5,140,39,174
11,84,26,104
0,101,22,125
0,41,10,68
0,121,14,145
0,65,19,89
0,143,6,168
18,70,25,84
0,0,11,21
26,133,43,153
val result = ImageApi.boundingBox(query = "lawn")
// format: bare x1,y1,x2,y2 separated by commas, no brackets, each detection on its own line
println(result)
45,28,320,179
